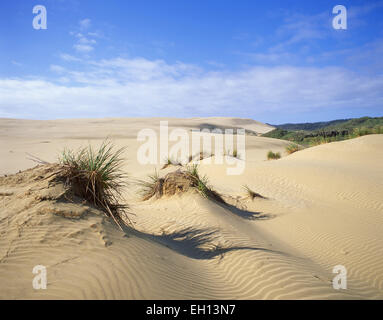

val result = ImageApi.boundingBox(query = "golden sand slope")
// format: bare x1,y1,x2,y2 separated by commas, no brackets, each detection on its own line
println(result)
0,118,382,299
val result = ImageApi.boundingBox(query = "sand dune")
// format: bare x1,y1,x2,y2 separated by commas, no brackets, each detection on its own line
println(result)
1,118,382,299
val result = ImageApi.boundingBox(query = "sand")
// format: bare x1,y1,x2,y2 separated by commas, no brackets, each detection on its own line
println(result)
0,117,382,299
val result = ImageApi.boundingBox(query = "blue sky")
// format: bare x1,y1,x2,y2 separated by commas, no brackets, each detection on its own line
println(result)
1,0,383,123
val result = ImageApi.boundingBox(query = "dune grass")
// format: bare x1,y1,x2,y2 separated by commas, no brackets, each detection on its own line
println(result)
286,143,302,155
267,151,281,160
188,151,215,163
161,157,184,169
185,164,225,203
185,164,211,198
350,126,383,137
242,185,267,200
224,148,241,159
139,164,224,203
59,140,130,229
138,170,164,201
308,136,330,147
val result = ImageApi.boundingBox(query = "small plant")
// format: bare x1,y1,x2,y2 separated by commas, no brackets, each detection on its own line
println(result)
185,165,225,203
242,185,266,200
59,140,129,230
189,152,215,163
224,148,241,159
138,170,164,201
267,151,281,160
161,157,183,169
232,148,240,159
286,143,301,155
185,164,210,198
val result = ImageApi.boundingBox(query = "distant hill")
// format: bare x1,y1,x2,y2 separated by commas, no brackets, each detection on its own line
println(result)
263,116,383,146
269,119,351,131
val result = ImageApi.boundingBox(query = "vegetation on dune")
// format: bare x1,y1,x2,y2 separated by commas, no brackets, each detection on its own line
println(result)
59,140,130,230
267,151,281,160
139,164,224,203
263,116,383,146
286,143,303,155
138,170,164,201
185,164,214,199
161,157,184,169
242,185,267,200
224,148,241,159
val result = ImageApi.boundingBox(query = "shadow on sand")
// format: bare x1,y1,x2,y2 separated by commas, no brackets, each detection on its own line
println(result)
123,225,286,260
217,200,276,221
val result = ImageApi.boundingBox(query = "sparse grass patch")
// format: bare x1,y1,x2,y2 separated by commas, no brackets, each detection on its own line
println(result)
286,143,302,155
224,148,241,159
242,185,266,200
59,140,130,229
185,164,225,203
185,164,211,199
267,151,281,160
188,151,215,163
137,170,164,201
161,157,183,169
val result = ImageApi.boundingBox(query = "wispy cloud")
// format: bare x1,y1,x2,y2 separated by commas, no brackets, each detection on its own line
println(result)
59,53,82,62
79,18,91,30
70,19,98,54
73,43,94,53
1,57,382,119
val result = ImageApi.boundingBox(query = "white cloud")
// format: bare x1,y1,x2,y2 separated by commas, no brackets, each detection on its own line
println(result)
50,65,66,73
79,18,91,30
1,57,382,119
73,44,94,53
70,27,97,54
59,53,81,62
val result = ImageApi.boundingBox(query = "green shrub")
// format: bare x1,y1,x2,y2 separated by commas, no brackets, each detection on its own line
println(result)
267,151,281,160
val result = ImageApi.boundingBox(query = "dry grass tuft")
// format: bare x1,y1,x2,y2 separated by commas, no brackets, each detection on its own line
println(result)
139,165,224,204
286,143,303,155
59,139,130,230
137,170,164,201
242,185,267,200
161,157,184,170
267,151,281,160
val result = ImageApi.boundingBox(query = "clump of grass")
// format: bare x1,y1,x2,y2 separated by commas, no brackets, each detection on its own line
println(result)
309,137,329,147
224,148,241,159
185,164,210,198
139,164,224,203
189,151,215,163
242,185,266,200
267,151,281,160
286,143,302,155
137,170,164,201
59,140,129,230
185,165,225,203
161,157,183,169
